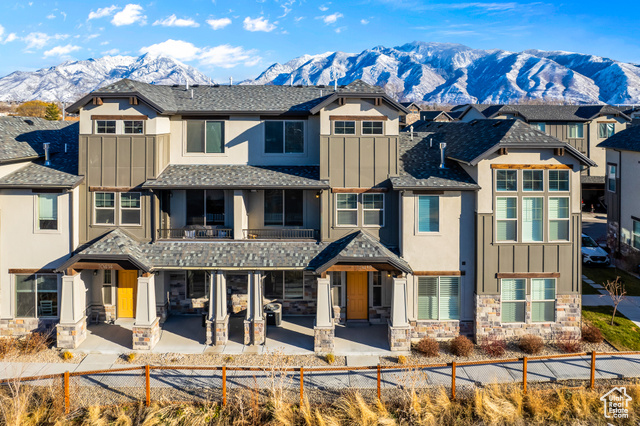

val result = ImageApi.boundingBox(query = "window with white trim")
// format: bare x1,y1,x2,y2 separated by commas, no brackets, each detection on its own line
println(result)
372,272,383,307
187,120,224,154
608,164,617,192
417,276,460,320
523,170,543,191
36,193,58,230
496,197,517,241
496,170,517,191
94,192,115,224
522,197,543,242
265,121,304,153
102,270,113,305
362,193,384,226
16,274,58,318
334,121,355,135
124,120,144,134
330,271,343,307
501,279,525,323
417,195,439,233
362,121,383,135
549,197,569,241
568,123,584,138
633,220,640,250
531,278,555,322
96,120,116,134
336,193,358,226
120,193,141,225
549,170,569,191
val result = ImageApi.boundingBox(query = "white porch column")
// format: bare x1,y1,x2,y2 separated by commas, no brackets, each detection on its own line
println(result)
389,277,411,352
133,274,160,350
57,273,87,349
314,277,335,354
244,271,265,345
207,272,229,345
233,190,247,240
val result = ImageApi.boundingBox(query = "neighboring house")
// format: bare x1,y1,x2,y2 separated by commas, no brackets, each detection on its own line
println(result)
598,126,640,272
399,102,422,127
0,80,592,353
0,117,81,337
453,104,631,208
419,110,453,123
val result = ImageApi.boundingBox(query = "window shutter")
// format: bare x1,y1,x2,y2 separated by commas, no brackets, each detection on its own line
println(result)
439,277,459,320
417,277,437,320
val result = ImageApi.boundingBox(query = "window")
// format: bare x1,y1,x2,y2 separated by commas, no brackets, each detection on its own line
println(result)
496,170,517,191
362,193,384,226
633,220,640,250
102,270,112,305
120,193,141,225
16,274,58,318
124,120,144,134
330,272,343,307
532,278,555,322
187,270,208,299
37,194,57,230
531,122,546,133
263,271,305,300
496,197,517,241
265,121,304,153
372,272,383,307
549,197,569,241
417,195,439,233
522,197,543,242
608,164,617,192
186,121,224,154
334,121,355,135
264,189,303,226
362,121,383,135
417,276,460,320
336,193,358,226
501,279,525,323
94,192,115,224
568,123,584,138
549,170,569,191
523,170,543,191
598,122,615,138
186,190,225,226
96,120,116,134
264,271,284,299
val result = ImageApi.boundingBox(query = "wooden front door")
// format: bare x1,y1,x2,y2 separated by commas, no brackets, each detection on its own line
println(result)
347,271,368,320
117,270,138,318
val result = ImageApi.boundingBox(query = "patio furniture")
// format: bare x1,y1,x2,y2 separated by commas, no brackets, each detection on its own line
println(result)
39,300,54,316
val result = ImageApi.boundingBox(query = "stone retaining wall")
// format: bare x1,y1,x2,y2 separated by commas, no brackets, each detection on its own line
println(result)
0,317,57,337
132,318,160,351
56,317,87,349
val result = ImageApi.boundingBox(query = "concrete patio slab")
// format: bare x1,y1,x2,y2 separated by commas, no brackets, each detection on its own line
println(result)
334,323,391,355
152,316,207,354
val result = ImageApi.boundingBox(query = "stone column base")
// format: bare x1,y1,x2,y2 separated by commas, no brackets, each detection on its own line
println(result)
56,316,87,349
388,325,412,352
133,317,160,351
206,315,229,346
244,318,266,345
314,325,335,354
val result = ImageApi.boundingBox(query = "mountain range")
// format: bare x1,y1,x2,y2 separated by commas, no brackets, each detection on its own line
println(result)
1,42,640,105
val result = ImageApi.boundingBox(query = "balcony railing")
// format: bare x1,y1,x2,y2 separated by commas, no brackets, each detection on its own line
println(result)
243,229,317,240
158,228,233,240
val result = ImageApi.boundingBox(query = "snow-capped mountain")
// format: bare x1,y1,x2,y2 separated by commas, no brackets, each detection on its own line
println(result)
0,54,210,102
244,42,640,105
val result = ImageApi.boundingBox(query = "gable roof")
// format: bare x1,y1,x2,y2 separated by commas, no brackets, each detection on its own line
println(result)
308,79,409,114
419,110,452,121
412,119,595,167
461,104,630,122
597,124,640,153
143,165,329,189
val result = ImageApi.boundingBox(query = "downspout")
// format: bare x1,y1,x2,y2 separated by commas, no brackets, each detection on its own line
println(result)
617,149,622,256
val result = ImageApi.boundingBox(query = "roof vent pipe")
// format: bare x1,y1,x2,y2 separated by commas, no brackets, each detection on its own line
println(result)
191,89,194,99
229,77,233,86
429,137,433,148
439,142,447,169
410,126,413,140
290,75,294,86
64,143,67,153
184,73,189,90
43,143,51,166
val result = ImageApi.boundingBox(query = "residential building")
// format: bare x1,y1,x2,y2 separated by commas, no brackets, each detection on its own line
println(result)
419,110,453,123
399,102,422,127
598,126,640,272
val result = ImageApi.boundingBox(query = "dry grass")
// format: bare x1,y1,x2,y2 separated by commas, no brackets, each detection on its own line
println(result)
0,332,53,359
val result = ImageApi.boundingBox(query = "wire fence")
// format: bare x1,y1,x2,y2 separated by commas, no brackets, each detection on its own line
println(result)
2,351,640,413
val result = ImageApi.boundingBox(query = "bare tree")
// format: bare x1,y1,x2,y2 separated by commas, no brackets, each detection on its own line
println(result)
601,277,627,325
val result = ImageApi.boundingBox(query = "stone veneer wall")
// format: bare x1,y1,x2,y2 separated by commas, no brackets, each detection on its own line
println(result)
169,273,208,315
410,320,460,341
90,304,116,322
388,325,412,351
244,319,265,345
132,318,160,350
56,317,87,349
206,317,229,346
0,318,58,337
475,294,581,343
314,326,334,354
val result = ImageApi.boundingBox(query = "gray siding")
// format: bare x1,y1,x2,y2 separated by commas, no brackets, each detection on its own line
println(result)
543,123,588,157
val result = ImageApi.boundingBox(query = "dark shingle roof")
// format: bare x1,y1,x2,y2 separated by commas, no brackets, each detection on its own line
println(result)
470,104,629,122
419,110,451,121
391,132,478,190
143,165,329,189
597,125,640,153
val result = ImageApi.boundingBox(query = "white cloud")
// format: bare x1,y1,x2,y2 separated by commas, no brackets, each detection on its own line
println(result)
199,44,258,68
61,12,67,21
206,17,231,30
24,32,52,49
43,44,81,57
100,41,109,45
243,16,276,32
47,14,55,19
360,19,369,24
335,26,346,33
139,39,201,61
86,34,100,40
321,12,343,24
319,5,329,11
88,5,118,20
111,4,146,26
3,33,18,44
153,14,199,27
102,48,120,56
294,16,305,22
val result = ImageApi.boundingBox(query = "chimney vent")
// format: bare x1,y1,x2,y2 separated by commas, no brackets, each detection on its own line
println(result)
439,142,447,169
43,143,51,166
410,125,413,140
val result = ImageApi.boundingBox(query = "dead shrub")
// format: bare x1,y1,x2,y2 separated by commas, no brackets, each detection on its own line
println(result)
415,336,440,357
19,332,51,355
581,324,604,344
0,338,16,358
481,337,507,358
518,335,544,354
557,339,582,353
449,335,474,357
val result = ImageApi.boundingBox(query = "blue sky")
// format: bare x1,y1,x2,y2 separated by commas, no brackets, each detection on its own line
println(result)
0,0,639,81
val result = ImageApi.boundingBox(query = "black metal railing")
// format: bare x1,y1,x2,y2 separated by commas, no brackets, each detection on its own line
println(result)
158,228,233,240
242,229,317,240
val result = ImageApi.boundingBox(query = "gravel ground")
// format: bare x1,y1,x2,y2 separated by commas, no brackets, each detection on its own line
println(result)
115,352,347,367
0,347,86,364
380,339,617,366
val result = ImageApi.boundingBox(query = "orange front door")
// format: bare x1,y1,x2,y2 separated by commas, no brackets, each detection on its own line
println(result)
347,271,368,320
117,270,138,318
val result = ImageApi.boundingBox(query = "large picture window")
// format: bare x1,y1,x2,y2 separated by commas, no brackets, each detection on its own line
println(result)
532,278,555,322
496,197,517,241
265,121,304,154
16,274,58,318
549,197,569,241
263,271,305,300
37,193,58,230
501,279,525,323
186,189,225,226
362,193,384,226
186,121,224,154
417,276,460,320
417,195,439,233
120,193,141,225
94,192,115,224
336,193,358,226
522,197,543,242
264,190,303,226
